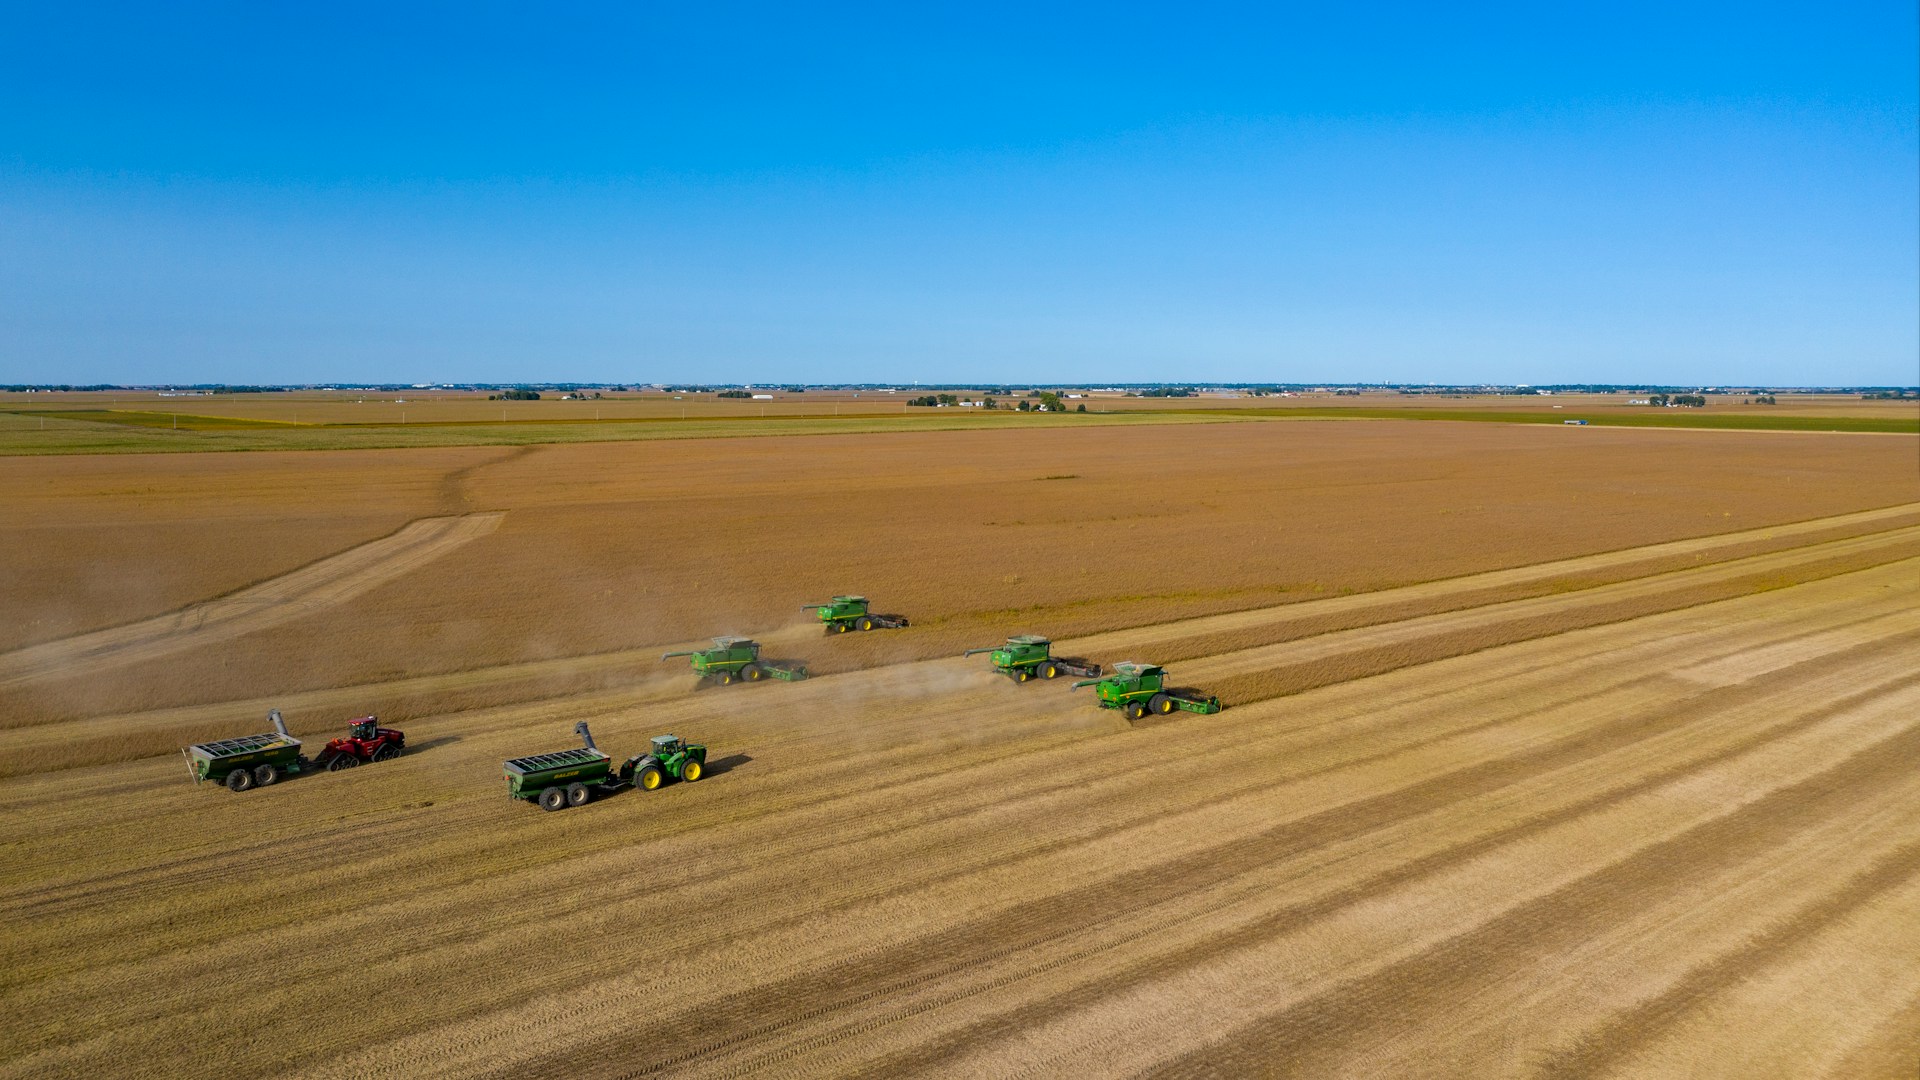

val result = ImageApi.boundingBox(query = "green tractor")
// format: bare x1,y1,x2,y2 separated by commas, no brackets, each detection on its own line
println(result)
661,637,808,685
963,635,1101,683
801,595,909,634
503,721,708,811
1072,662,1223,722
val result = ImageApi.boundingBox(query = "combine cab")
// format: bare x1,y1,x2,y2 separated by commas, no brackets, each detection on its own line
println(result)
964,635,1100,682
182,710,408,792
661,637,808,685
1072,662,1223,722
801,595,909,634
504,722,707,811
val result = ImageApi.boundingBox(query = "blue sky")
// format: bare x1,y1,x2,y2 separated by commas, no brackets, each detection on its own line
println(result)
2,3,1915,385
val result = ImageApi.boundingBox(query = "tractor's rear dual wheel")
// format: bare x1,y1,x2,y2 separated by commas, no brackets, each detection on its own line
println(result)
538,787,568,812
637,766,664,791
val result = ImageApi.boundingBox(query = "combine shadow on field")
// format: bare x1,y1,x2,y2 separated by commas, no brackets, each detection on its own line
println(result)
702,754,752,777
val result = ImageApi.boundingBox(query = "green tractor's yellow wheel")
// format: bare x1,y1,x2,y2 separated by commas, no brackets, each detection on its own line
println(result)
683,760,703,782
638,766,663,790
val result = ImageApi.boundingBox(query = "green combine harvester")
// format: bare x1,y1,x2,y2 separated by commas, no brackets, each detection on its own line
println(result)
503,721,707,811
1072,662,1223,721
800,595,909,634
963,635,1101,682
660,637,808,685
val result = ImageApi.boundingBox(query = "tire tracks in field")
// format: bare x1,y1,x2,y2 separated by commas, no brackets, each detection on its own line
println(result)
0,513,504,691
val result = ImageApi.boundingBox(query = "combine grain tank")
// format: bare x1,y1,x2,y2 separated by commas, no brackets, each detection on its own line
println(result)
800,595,909,634
963,635,1100,682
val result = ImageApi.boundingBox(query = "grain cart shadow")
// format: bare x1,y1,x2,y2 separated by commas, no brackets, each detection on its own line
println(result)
702,754,753,777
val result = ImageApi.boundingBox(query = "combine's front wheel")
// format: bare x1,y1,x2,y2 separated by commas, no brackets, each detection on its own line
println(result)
1040,662,1059,679
856,616,874,631
740,664,764,682
1149,693,1175,715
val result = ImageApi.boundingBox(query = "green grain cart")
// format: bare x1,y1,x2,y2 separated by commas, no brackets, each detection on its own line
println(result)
503,721,707,811
182,709,310,792
801,595,909,634
963,635,1101,682
1072,662,1223,721
660,637,808,685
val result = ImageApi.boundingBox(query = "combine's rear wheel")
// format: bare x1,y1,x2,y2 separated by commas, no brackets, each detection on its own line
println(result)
1014,668,1030,682
833,622,851,634
1123,701,1147,721
715,670,735,686
225,769,255,792
538,787,568,812
566,782,592,808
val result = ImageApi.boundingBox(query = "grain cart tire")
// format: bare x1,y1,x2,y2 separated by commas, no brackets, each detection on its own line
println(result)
538,787,568,812
328,754,358,772
637,765,664,791
225,768,255,792
683,760,703,782
254,764,279,786
1040,662,1059,679
1150,693,1175,715
741,664,764,681
373,745,401,763
566,782,591,808
856,616,874,631
1123,701,1147,721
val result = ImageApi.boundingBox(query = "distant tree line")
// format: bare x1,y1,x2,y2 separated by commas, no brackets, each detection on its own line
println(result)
1647,394,1706,407
488,389,542,400
717,390,753,398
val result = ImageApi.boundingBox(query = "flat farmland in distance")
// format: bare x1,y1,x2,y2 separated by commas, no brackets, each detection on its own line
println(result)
1,417,1918,1078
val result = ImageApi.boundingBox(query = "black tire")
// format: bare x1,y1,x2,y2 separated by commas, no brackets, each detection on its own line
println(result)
715,670,735,686
1123,701,1147,721
253,763,279,786
856,616,874,631
372,744,401,763
833,621,851,634
225,768,254,792
1014,668,1030,682
538,786,568,812
1040,662,1059,679
327,753,359,772
682,759,704,782
1150,693,1175,715
637,765,664,791
566,782,591,807
740,664,764,682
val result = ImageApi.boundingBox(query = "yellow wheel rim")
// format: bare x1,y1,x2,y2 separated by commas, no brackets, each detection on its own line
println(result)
685,762,701,780
643,772,660,789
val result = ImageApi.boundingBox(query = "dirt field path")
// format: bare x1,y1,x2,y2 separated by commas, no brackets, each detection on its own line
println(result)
0,513,503,691
1,517,1916,1077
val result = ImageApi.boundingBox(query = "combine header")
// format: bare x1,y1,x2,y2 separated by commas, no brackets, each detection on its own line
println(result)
661,637,808,685
182,710,406,792
503,722,707,811
801,595,909,634
964,635,1100,682
1072,662,1223,722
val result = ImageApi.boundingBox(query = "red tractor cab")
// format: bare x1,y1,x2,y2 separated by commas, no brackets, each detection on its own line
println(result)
311,716,406,772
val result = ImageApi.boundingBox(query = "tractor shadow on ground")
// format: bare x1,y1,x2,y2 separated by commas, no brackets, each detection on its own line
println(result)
405,735,464,753
703,754,753,777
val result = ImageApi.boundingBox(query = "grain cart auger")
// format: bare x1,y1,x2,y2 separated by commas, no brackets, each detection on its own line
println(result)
660,637,808,686
1071,662,1223,722
801,595,909,634
963,635,1101,683
182,709,409,792
502,721,707,812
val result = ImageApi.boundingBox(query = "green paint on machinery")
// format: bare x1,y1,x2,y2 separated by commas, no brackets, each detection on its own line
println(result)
503,722,708,811
963,635,1101,682
800,595,910,634
660,637,808,685
1071,662,1223,721
182,710,310,791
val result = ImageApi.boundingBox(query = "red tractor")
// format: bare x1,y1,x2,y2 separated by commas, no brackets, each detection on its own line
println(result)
309,716,406,772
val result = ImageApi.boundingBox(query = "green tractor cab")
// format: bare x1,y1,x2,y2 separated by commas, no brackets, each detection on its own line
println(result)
1072,662,1223,722
661,637,808,685
801,595,909,634
504,722,708,811
964,635,1101,682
